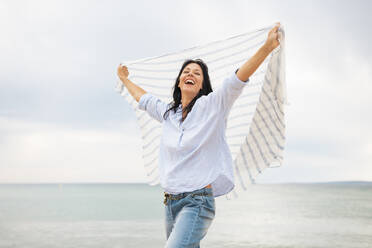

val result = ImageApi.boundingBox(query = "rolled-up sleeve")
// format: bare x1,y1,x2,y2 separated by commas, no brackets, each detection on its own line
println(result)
138,93,168,123
205,71,248,115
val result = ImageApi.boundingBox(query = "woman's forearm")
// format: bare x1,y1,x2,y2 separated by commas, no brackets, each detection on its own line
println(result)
236,43,272,82
236,24,280,82
117,65,147,102
120,77,147,102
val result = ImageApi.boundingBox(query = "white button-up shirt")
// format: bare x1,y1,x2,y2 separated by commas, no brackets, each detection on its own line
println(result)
138,72,248,197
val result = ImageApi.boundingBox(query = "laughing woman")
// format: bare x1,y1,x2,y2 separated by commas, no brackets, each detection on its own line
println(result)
117,24,281,248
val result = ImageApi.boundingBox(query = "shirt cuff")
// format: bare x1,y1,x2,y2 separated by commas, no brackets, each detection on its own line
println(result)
234,68,249,84
138,93,151,110
224,70,248,94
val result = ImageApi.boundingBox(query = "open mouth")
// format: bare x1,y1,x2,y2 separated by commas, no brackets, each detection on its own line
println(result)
185,79,195,85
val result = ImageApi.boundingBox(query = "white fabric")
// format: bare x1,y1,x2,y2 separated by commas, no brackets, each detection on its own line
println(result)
116,24,287,199
138,72,248,197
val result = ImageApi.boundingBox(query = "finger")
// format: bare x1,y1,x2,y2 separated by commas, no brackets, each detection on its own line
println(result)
273,24,280,33
270,22,280,33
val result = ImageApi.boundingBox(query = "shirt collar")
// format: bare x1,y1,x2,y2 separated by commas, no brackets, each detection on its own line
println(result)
176,104,182,113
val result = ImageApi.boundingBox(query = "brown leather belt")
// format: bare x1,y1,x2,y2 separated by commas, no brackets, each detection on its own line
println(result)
163,184,213,205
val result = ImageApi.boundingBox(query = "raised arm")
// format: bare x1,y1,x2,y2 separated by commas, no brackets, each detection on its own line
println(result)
236,23,281,82
117,65,147,102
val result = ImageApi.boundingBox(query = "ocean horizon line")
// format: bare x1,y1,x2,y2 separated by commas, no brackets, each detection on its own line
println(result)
0,180,371,185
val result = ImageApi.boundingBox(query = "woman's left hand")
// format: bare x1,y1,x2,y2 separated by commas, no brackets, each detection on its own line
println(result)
265,23,281,52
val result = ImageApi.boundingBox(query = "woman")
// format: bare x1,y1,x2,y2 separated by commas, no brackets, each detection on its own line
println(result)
117,24,281,248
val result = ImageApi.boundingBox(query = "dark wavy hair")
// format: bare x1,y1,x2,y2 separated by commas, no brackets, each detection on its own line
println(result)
163,59,213,122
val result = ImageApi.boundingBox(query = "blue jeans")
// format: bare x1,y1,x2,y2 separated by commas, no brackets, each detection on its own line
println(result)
164,187,215,248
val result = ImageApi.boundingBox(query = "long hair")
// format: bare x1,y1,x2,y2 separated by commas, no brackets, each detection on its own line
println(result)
163,59,213,121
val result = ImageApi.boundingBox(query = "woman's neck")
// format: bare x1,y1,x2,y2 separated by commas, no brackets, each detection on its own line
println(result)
181,96,192,121
181,94,194,110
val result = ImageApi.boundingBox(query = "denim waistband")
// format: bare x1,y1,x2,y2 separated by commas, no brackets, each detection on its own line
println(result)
164,187,213,200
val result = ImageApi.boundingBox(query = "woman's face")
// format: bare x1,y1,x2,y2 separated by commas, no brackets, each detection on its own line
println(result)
178,63,204,98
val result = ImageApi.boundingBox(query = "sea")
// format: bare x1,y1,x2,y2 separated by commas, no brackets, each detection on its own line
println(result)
0,182,371,248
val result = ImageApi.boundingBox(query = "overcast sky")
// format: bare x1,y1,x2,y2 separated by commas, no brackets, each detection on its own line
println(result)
1,0,371,183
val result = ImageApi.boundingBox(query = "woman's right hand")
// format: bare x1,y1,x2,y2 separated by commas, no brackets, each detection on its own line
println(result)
117,64,129,81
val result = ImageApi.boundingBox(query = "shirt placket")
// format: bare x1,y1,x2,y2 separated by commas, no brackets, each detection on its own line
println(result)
178,117,185,147
177,108,185,148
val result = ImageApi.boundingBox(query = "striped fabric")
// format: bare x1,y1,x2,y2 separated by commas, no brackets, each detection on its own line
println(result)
116,24,287,199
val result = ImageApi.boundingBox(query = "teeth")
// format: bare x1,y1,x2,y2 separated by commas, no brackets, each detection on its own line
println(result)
186,80,195,85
